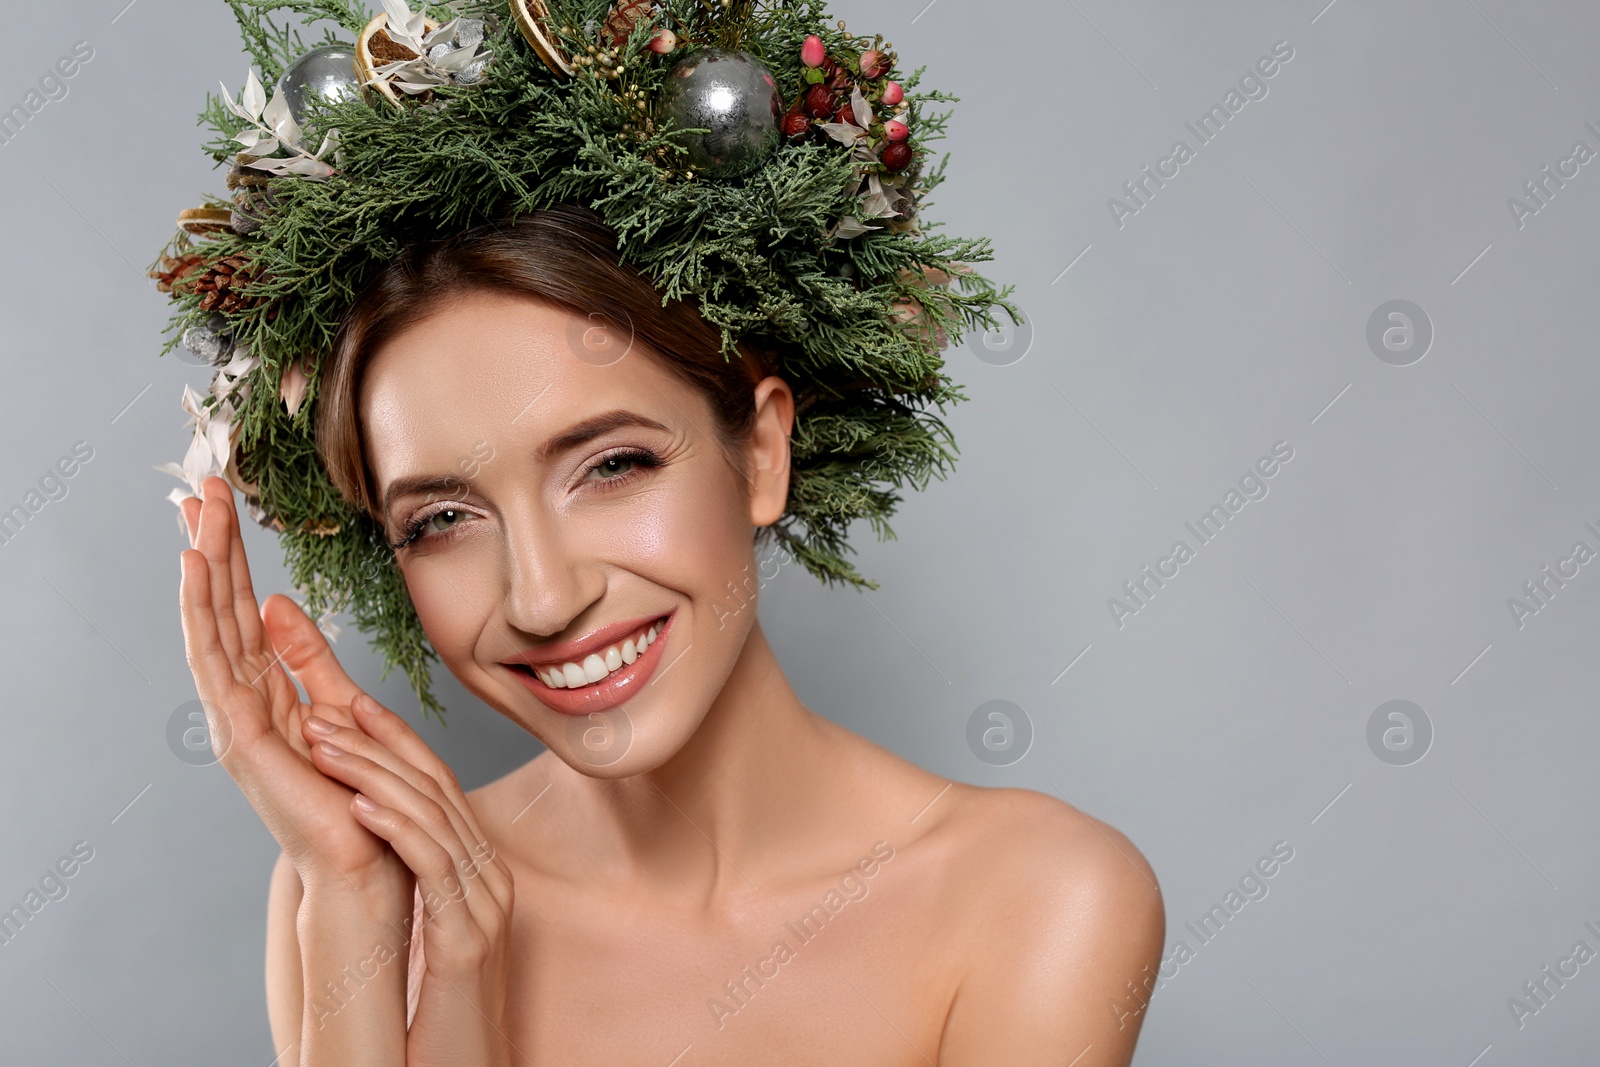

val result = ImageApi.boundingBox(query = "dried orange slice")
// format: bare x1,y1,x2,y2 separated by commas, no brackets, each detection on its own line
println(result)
355,12,440,104
177,206,234,235
510,0,574,76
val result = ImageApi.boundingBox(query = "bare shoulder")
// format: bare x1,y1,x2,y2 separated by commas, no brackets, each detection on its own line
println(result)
802,715,1162,914
932,785,1166,1067
943,785,1161,898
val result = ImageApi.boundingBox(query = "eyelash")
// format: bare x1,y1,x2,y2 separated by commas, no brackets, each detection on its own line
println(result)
388,446,664,551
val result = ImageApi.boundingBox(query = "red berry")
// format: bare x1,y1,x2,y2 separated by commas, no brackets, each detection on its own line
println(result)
883,119,909,142
859,49,887,79
782,110,812,139
805,84,836,117
801,34,826,68
881,80,904,105
833,101,856,126
881,141,913,171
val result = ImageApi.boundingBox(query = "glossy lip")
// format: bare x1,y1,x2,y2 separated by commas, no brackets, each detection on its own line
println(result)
503,611,675,717
503,612,666,671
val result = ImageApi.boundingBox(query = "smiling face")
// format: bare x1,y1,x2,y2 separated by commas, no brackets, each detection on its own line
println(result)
359,288,793,776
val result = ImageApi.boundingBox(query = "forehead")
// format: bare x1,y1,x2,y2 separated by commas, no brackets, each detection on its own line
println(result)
359,289,677,488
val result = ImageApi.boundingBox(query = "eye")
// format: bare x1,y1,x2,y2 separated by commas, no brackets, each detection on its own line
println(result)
391,504,475,550
588,454,639,481
581,447,661,487
423,507,467,533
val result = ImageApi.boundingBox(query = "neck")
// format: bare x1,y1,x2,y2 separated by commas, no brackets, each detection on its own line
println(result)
546,620,837,899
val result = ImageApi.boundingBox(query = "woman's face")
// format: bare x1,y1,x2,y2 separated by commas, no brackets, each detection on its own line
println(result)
359,288,793,776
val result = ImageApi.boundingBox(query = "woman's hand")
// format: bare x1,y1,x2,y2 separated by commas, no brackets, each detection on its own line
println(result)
177,474,407,899
299,698,518,1067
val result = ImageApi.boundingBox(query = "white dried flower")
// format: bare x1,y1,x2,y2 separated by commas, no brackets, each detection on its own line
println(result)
220,68,340,181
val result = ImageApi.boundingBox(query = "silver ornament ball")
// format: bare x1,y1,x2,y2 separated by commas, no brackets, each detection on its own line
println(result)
278,45,362,125
658,49,782,179
180,316,237,367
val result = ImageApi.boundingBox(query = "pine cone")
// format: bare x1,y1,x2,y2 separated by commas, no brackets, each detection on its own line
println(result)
603,0,655,46
149,251,207,294
190,254,269,314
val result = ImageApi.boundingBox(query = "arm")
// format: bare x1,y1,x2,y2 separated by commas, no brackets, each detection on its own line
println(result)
265,851,303,1063
303,696,518,1067
939,798,1166,1066
178,477,415,1064
266,847,416,1066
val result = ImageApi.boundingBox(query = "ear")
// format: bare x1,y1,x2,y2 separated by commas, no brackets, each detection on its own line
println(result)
746,375,794,528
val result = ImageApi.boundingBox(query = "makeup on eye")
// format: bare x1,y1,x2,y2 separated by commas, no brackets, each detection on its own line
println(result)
391,504,474,550
387,444,667,550
580,446,662,485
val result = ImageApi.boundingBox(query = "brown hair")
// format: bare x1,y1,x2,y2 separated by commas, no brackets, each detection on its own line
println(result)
314,204,774,517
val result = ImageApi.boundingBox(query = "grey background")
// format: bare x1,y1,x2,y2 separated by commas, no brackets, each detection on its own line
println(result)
1,0,1596,1063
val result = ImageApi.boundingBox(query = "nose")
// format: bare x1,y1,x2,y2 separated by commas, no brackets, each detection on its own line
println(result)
499,492,605,639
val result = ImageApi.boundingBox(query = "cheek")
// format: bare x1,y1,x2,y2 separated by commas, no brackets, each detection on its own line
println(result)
610,462,753,590
400,547,501,658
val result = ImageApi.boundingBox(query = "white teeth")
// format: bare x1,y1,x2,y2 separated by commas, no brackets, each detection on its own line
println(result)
531,619,664,691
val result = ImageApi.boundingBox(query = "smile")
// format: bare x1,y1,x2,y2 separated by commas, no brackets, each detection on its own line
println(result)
502,612,675,716
528,619,662,689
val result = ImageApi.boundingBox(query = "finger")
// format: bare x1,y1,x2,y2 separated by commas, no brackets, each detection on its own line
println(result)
179,548,242,699
181,496,201,547
347,794,491,960
198,477,245,662
304,718,507,903
223,482,267,657
352,694,494,848
308,716,510,913
262,594,363,720
313,740,507,929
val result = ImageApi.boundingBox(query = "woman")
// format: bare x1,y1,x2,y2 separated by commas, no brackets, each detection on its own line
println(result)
177,207,1164,1065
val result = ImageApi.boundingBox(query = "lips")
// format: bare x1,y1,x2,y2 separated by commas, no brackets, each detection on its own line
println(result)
502,611,675,716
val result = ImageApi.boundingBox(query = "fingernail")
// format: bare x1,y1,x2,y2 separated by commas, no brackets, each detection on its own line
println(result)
352,794,377,813
305,716,336,736
317,740,343,757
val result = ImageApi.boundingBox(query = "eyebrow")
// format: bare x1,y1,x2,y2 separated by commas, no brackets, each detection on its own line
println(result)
379,409,673,519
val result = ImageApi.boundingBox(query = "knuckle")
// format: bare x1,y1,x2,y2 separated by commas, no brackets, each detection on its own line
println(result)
458,929,493,965
418,775,449,805
419,798,454,836
430,852,460,886
477,912,507,946
384,808,415,835
489,883,515,917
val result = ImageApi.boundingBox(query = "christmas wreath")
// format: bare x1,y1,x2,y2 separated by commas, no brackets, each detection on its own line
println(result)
150,0,1018,720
